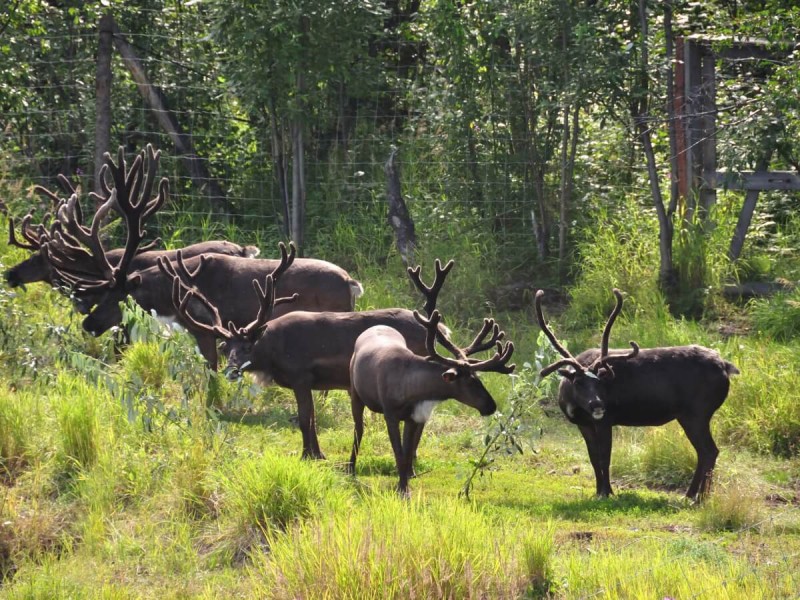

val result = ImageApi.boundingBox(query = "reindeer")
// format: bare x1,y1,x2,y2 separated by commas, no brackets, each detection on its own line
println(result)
42,150,362,370
4,147,258,310
348,308,514,496
171,259,497,459
535,288,739,500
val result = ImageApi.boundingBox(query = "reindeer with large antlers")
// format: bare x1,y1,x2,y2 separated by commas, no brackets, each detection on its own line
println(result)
348,301,514,496
4,146,256,310
535,288,739,500
171,258,501,459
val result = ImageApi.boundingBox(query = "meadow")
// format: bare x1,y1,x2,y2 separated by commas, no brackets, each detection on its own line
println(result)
1,209,799,600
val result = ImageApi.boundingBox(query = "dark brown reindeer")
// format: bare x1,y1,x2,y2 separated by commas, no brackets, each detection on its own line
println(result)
41,151,361,370
348,309,514,496
5,147,256,310
535,288,739,500
171,259,497,460
63,235,363,369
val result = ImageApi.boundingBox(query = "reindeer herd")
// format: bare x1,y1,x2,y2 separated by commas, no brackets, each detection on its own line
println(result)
3,145,739,500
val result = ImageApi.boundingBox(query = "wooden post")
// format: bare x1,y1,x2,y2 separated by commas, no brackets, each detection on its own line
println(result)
94,13,113,204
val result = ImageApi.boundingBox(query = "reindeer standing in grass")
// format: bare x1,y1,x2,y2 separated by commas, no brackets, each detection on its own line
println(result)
535,288,739,500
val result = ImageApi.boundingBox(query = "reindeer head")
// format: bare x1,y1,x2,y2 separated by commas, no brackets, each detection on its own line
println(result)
535,288,639,421
169,242,298,378
40,145,168,333
413,308,514,416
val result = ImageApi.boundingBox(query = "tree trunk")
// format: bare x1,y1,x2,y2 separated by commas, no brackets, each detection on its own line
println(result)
110,16,230,215
729,150,773,262
384,147,416,266
634,0,676,293
94,12,113,205
265,102,291,239
290,117,306,254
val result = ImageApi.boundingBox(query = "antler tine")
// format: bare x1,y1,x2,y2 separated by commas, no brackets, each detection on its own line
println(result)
176,249,207,280
171,276,232,340
8,213,40,250
462,318,505,356
600,288,624,361
413,309,464,368
156,254,178,279
468,340,516,375
540,357,585,378
56,173,77,197
269,241,297,285
407,258,455,317
33,184,65,209
534,290,574,360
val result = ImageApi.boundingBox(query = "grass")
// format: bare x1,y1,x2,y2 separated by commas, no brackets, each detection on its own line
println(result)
0,213,799,598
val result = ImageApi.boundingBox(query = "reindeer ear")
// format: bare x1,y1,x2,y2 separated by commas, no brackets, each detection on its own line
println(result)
441,368,458,383
126,273,142,290
597,366,615,380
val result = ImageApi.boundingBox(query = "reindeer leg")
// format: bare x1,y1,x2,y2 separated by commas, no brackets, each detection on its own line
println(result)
578,424,613,497
408,420,426,479
399,419,423,496
294,386,325,460
383,415,409,497
678,415,719,500
348,390,365,475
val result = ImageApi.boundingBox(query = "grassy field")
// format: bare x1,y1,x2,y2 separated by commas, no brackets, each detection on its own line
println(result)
1,226,799,599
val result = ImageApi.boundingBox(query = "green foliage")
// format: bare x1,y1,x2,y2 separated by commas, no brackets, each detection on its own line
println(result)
254,496,555,599
214,453,345,535
0,385,30,483
612,426,697,491
54,376,100,474
749,289,800,341
695,480,765,533
716,341,800,458
566,196,666,329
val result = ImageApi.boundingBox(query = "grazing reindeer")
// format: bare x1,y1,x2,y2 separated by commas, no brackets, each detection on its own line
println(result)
41,150,361,370
535,288,739,500
171,259,490,459
348,309,514,496
9,147,257,309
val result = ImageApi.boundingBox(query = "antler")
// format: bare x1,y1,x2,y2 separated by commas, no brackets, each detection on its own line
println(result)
8,212,42,250
407,258,454,317
590,288,640,373
103,145,169,280
413,310,515,375
535,289,585,378
168,241,298,340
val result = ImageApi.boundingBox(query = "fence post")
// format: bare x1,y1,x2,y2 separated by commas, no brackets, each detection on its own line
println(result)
94,12,113,204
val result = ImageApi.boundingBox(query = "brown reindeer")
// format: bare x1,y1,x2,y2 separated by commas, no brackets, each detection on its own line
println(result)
40,150,361,370
5,147,258,311
171,259,498,459
535,288,739,500
348,308,514,496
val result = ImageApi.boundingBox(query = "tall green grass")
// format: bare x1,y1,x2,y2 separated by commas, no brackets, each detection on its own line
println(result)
254,495,555,599
0,385,30,483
